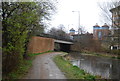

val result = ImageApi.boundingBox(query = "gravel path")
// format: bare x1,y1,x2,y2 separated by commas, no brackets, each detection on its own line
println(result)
23,52,66,79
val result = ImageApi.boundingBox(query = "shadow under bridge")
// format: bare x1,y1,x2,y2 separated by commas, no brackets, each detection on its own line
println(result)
54,39,74,52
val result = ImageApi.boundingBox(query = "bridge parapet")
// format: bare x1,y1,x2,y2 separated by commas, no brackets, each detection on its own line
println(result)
37,33,74,42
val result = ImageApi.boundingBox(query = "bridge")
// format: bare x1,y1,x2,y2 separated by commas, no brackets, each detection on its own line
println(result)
54,39,73,44
37,33,73,42
28,33,74,54
54,39,73,52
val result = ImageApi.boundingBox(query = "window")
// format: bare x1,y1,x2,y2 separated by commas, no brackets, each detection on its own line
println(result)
98,31,102,39
113,46,117,49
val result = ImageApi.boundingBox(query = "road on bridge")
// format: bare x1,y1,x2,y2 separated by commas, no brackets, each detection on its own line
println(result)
23,52,66,79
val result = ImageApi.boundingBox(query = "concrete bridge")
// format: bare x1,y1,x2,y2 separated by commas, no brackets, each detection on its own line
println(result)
54,39,73,52
28,35,74,54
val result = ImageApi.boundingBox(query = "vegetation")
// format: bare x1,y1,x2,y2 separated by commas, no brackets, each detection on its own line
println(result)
53,55,99,80
3,50,54,80
48,25,71,40
81,51,120,59
71,38,102,52
3,54,34,80
98,1,120,52
2,1,56,79
98,1,120,26
29,50,54,57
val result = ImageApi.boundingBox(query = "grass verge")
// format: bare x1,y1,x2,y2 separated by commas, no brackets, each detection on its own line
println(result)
29,50,54,57
7,57,33,79
53,55,99,79
4,50,54,79
82,51,120,59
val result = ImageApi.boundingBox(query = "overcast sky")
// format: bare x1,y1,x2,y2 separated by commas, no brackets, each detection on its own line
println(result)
2,0,115,33
49,0,113,33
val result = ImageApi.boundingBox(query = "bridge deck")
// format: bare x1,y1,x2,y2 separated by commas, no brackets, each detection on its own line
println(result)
54,39,73,44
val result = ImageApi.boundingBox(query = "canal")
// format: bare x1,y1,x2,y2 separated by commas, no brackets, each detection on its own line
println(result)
68,52,120,79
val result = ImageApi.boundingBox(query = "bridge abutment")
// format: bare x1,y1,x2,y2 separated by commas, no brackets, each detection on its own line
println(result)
28,36,73,54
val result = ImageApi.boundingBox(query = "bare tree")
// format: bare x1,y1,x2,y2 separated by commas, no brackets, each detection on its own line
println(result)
98,1,120,50
48,27,58,35
98,1,120,26
78,26,86,34
48,25,70,40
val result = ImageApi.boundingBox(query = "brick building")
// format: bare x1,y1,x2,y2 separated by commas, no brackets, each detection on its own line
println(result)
93,23,110,40
110,5,120,49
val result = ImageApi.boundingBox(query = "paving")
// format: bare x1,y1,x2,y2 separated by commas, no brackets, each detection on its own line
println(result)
23,52,66,79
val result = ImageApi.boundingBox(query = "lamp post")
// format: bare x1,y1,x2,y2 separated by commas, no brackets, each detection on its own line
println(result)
72,11,80,34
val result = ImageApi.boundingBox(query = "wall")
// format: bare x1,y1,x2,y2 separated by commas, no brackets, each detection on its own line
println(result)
28,36,54,54
93,28,109,40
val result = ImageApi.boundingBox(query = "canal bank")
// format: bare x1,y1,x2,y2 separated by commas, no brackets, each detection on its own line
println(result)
53,55,101,79
81,51,120,59
67,52,120,79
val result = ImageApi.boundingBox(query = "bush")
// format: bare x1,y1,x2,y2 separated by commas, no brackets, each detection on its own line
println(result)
110,50,120,55
2,2,38,76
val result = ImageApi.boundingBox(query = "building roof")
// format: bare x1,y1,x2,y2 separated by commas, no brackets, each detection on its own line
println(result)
70,28,75,31
110,5,120,12
93,23,100,27
102,23,109,27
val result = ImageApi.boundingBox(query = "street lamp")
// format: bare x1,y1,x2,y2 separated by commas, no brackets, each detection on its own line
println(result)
72,11,80,34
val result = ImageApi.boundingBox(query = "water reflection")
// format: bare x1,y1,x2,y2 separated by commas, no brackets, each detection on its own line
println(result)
69,53,120,79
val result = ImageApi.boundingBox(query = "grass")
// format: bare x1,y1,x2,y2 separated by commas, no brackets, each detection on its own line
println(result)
29,50,54,57
82,51,120,59
4,50,54,80
53,55,99,80
7,58,33,79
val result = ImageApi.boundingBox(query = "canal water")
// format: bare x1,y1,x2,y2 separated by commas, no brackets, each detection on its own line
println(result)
68,52,120,79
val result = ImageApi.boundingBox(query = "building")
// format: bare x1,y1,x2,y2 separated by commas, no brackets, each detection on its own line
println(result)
110,5,120,49
69,28,93,41
69,28,75,36
93,23,110,40
110,5,120,29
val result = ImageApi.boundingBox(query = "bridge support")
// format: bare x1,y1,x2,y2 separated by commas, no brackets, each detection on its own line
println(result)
60,43,70,52
54,42,71,52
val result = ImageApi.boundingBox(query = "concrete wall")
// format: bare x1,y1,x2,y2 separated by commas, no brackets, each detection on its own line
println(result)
28,36,54,54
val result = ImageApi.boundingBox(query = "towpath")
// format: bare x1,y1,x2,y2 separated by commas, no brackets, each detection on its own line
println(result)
23,52,66,79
